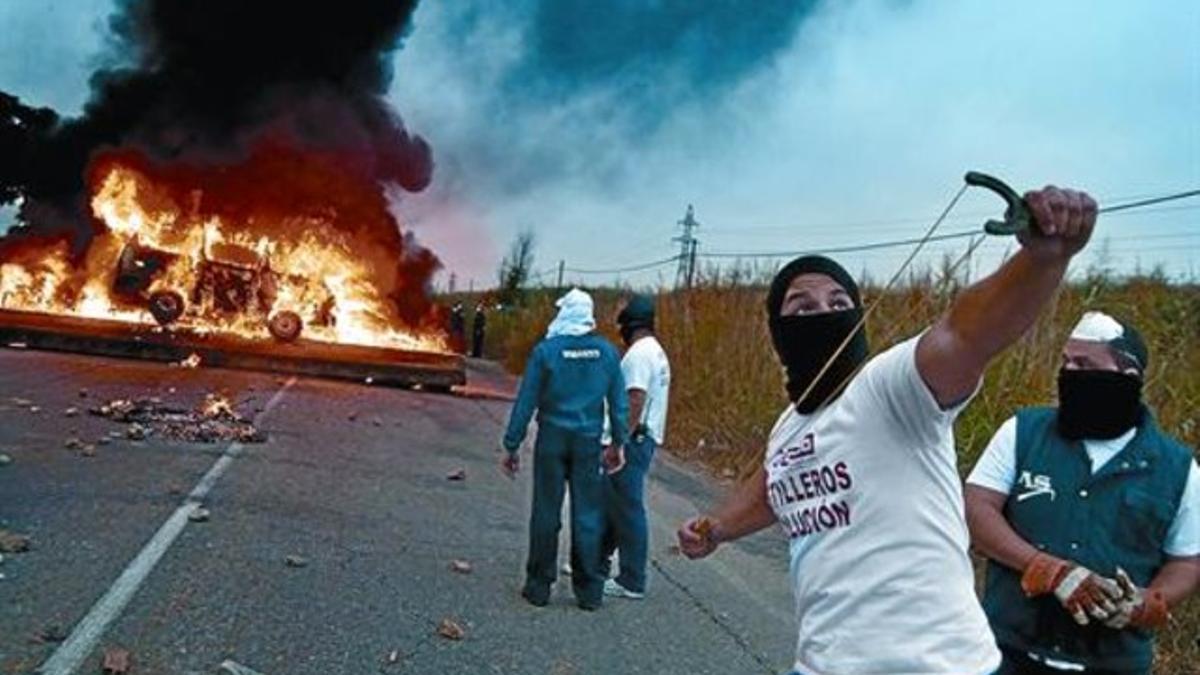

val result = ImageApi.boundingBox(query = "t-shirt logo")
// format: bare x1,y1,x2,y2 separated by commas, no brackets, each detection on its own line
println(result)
769,432,816,471
1015,471,1056,502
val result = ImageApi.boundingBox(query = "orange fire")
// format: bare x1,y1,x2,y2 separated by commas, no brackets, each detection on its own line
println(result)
0,145,447,353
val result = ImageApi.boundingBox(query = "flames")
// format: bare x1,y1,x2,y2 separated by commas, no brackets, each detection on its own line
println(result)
0,145,447,353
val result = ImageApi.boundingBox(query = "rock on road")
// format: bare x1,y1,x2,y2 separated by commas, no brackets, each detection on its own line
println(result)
0,348,793,674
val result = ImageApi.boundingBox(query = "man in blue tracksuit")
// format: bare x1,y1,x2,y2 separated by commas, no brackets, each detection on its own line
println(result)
500,288,629,610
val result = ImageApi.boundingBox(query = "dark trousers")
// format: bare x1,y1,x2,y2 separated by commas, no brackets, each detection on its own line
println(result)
601,433,657,593
997,646,1145,675
524,423,605,606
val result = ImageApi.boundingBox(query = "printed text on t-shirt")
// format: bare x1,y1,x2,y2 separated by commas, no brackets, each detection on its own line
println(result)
767,433,856,539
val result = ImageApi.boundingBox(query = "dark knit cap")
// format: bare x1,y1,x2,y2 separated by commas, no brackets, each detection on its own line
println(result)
766,255,861,317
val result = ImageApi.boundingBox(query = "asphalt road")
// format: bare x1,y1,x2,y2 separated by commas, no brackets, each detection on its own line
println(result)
0,348,794,675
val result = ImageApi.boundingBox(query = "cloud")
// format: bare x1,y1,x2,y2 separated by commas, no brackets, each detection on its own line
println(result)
392,0,1199,285
1,1,1196,284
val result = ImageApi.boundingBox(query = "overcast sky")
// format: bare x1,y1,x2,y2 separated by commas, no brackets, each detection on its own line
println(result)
3,1,1198,288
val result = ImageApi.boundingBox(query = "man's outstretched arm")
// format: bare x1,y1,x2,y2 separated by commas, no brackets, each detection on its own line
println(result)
677,466,777,559
917,186,1098,408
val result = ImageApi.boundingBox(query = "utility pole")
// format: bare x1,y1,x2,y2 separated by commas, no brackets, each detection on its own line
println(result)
556,260,565,291
674,204,700,289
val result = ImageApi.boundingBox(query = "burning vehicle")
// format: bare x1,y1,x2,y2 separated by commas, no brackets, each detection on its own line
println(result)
0,1,463,387
114,237,336,343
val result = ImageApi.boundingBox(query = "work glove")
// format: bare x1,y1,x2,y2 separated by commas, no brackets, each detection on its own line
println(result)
1102,567,1170,630
1021,552,1123,625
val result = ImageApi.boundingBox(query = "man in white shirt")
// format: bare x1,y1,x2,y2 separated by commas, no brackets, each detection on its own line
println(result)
966,311,1200,674
676,184,1100,674
601,294,671,599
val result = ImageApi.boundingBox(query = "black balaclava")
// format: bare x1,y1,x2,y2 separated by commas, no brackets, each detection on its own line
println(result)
766,256,869,413
1056,311,1149,440
618,294,656,346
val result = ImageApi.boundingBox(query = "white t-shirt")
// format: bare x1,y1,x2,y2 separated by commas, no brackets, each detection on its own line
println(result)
621,335,671,445
764,336,1000,675
967,416,1200,557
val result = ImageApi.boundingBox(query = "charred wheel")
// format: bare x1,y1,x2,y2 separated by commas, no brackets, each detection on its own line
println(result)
268,311,303,342
148,291,185,326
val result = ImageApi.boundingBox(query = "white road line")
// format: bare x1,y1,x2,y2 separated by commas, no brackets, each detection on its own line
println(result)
38,377,297,675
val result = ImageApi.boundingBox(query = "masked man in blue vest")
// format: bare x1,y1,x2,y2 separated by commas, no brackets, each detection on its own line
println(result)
966,311,1200,675
500,288,629,611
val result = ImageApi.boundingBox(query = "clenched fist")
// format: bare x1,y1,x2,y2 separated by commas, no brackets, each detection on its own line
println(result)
1019,185,1098,261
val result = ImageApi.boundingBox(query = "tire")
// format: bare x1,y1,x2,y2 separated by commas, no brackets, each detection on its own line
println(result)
148,291,185,326
268,311,303,342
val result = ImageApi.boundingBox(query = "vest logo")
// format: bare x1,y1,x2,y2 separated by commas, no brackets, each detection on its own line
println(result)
562,349,601,360
1016,471,1056,502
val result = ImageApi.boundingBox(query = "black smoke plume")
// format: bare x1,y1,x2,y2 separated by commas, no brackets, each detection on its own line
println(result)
0,0,432,244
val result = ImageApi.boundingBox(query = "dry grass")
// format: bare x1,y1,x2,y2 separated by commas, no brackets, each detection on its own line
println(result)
476,269,1199,673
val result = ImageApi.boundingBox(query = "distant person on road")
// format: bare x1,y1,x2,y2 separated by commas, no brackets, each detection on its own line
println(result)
471,303,487,358
601,294,671,600
676,185,1101,674
448,302,466,353
500,288,629,610
966,311,1200,675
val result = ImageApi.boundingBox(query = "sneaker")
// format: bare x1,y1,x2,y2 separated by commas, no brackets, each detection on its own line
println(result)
603,578,644,600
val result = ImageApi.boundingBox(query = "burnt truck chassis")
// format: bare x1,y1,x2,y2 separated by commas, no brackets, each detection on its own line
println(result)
0,309,465,390
115,242,328,342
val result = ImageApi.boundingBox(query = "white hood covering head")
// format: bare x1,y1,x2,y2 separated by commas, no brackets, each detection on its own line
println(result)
1068,310,1148,373
1069,311,1125,343
546,288,596,338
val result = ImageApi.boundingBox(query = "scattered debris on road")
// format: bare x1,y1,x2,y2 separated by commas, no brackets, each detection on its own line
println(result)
89,395,265,443
347,411,359,421
102,647,131,674
436,618,466,641
449,559,473,574
63,406,79,417
189,508,211,523
0,453,12,466
11,397,32,408
284,554,309,568
80,444,97,458
218,660,265,675
385,649,401,664
446,468,467,481
65,437,85,450
79,388,89,398
0,529,31,553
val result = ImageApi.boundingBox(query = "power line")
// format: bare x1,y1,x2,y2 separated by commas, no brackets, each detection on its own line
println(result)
525,187,1200,281
563,253,682,275
697,189,1200,260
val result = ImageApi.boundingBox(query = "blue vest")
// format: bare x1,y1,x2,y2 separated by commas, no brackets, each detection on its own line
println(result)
981,407,1192,672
